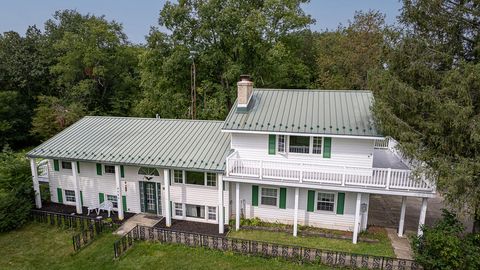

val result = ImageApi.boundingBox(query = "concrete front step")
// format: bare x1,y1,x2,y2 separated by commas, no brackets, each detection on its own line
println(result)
115,213,163,235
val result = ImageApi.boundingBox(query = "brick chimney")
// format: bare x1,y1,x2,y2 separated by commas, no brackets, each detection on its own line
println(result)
237,75,253,110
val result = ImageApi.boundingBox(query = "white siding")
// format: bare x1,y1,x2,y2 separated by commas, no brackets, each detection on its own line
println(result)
47,160,228,223
230,182,370,231
231,133,374,168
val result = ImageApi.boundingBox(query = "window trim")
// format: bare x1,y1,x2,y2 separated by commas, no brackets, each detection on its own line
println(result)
104,165,115,174
207,206,217,221
312,136,323,155
206,173,217,187
185,203,206,219
260,187,279,207
316,191,337,213
277,135,286,154
173,170,184,184
174,202,184,217
107,194,118,209
64,189,76,203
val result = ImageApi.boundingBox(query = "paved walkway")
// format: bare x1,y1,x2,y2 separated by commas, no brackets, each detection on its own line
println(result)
385,228,413,259
115,213,163,235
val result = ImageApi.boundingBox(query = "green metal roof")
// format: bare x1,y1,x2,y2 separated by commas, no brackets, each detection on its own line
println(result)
27,116,231,172
222,89,381,137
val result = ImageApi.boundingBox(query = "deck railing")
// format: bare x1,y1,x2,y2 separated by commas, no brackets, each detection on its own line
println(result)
114,225,422,269
226,156,434,192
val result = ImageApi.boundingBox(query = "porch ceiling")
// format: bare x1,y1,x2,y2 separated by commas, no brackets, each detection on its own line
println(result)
27,116,231,172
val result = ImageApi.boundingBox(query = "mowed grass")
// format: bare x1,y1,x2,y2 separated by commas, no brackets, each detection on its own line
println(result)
228,228,395,257
0,223,334,270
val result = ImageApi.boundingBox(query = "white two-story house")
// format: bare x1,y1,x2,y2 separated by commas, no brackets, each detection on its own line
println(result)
27,76,436,244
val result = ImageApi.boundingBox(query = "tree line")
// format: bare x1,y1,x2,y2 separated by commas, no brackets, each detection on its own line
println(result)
0,0,479,256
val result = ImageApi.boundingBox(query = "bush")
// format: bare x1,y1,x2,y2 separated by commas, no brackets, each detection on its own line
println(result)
0,150,34,232
412,210,480,270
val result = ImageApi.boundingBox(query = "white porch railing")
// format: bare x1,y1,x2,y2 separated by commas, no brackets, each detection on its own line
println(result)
226,155,434,193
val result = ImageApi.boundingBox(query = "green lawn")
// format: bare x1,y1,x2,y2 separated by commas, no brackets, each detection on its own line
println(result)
0,223,334,270
228,228,395,257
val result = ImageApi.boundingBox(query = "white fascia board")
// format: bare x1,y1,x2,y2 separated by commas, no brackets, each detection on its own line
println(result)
223,177,436,198
221,129,385,140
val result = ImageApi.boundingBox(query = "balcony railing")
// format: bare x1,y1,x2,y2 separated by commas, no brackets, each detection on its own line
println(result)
226,154,434,193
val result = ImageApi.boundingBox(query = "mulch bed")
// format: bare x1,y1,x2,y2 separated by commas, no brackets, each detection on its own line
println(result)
39,202,134,225
154,218,229,236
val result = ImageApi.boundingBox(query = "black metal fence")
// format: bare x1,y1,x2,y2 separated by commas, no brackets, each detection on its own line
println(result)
114,225,421,270
31,209,105,252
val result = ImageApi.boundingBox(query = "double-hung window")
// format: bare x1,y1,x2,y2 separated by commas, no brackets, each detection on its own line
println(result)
206,173,217,187
61,161,72,170
107,194,118,208
173,170,183,184
317,192,335,212
174,203,183,216
277,135,286,153
312,137,323,154
260,187,278,206
208,206,217,220
65,190,76,202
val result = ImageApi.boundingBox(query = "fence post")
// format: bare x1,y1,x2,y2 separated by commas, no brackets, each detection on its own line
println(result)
386,168,391,190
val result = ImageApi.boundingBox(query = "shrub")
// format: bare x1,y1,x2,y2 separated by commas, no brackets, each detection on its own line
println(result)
412,210,480,270
0,150,33,232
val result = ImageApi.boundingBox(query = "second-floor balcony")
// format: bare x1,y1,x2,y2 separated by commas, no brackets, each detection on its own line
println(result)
226,140,435,194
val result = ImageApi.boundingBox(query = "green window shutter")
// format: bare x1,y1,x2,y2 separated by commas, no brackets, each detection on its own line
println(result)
120,165,125,178
99,193,105,204
268,135,276,155
53,160,59,171
57,188,63,203
279,188,287,209
80,191,84,207
122,195,127,212
252,185,259,206
323,137,332,158
139,182,145,212
96,163,102,175
336,193,345,215
307,190,315,212
169,201,172,218
76,161,80,174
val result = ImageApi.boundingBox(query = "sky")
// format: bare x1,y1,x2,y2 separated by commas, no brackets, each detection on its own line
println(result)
0,0,402,44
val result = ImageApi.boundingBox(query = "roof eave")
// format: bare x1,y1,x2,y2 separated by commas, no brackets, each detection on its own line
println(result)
220,128,385,140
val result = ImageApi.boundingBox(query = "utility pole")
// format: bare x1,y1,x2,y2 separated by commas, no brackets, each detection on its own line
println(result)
190,50,197,119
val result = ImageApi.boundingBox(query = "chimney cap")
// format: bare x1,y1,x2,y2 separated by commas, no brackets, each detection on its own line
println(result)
240,74,251,81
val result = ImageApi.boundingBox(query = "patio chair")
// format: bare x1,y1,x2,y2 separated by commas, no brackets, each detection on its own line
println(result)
98,200,115,217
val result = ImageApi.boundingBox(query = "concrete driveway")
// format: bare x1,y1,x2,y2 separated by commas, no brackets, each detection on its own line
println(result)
368,194,445,232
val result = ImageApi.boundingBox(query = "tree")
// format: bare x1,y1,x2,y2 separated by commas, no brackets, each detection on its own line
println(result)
412,210,480,270
314,10,386,89
370,0,480,232
30,96,85,141
0,150,33,232
134,0,314,119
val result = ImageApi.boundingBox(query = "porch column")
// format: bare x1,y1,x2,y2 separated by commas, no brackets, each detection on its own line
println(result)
235,182,240,231
29,158,42,208
398,196,407,237
115,165,124,220
225,181,230,224
418,198,428,236
71,161,82,214
164,169,171,227
352,192,362,244
218,174,224,234
293,187,299,237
